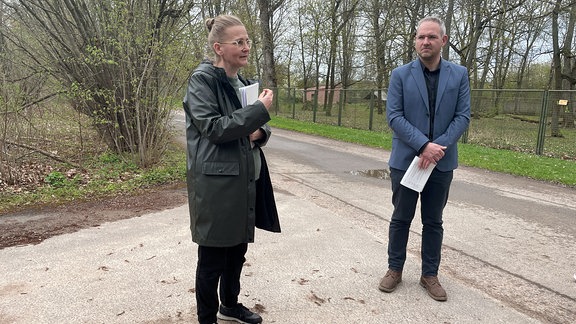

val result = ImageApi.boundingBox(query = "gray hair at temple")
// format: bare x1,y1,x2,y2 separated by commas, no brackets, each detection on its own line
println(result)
416,16,447,37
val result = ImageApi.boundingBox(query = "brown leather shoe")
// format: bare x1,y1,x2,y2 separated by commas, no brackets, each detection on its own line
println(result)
378,269,402,292
420,276,447,301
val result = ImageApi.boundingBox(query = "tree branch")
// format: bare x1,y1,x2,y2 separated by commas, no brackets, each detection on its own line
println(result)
5,139,82,169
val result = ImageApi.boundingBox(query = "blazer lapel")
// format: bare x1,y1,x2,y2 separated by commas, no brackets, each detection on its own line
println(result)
410,60,429,111
436,60,450,111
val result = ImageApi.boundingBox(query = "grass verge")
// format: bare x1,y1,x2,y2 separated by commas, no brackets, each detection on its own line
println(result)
0,143,186,215
2,115,573,215
268,116,576,187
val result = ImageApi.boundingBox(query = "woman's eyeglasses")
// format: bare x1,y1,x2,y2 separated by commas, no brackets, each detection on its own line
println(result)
219,39,252,49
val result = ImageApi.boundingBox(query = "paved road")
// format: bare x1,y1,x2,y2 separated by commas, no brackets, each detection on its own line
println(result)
1,114,575,323
265,128,576,322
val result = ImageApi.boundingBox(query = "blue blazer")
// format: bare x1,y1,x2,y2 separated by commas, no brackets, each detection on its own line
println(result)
387,58,471,172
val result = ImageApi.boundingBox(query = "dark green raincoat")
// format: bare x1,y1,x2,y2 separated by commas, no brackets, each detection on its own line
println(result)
183,60,280,247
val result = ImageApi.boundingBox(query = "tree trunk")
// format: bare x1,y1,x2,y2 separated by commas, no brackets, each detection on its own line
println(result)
442,0,454,60
551,0,563,137
561,3,575,128
258,0,278,89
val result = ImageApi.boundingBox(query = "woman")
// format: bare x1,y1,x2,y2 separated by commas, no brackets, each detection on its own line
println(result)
182,14,280,324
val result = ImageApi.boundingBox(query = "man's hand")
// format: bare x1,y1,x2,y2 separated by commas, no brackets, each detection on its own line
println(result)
418,142,447,169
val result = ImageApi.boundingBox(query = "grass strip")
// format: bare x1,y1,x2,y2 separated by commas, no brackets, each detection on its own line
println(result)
268,116,576,187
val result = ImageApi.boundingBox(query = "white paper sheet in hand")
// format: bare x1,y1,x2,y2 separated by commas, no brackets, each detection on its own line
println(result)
400,156,435,192
239,83,259,107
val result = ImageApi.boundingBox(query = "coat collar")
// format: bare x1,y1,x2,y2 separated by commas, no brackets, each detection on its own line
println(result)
195,59,250,109
197,59,249,86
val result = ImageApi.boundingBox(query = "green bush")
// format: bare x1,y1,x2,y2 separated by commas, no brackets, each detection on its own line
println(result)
44,171,67,188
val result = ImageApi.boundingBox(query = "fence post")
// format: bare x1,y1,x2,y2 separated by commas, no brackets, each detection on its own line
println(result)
337,89,343,126
292,88,296,119
313,89,318,123
272,87,280,116
368,90,381,130
536,90,549,155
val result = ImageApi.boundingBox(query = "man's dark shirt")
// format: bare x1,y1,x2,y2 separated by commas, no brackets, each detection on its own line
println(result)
423,62,441,140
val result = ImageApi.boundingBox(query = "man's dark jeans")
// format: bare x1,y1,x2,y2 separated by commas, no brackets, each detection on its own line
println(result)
388,167,452,276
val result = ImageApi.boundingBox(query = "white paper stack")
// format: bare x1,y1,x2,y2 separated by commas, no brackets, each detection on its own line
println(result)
239,83,259,107
400,156,436,192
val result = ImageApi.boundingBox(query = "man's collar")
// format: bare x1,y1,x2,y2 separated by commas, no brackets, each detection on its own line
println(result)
419,58,442,72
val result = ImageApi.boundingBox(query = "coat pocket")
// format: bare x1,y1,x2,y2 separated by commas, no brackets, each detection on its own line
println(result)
202,161,240,176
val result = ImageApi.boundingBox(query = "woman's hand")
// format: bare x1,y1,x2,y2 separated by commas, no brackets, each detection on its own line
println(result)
249,129,264,142
258,89,274,110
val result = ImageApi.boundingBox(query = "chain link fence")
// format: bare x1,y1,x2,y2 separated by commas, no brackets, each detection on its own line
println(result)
272,88,576,160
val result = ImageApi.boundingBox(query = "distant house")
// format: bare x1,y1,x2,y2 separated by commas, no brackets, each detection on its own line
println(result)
303,86,341,103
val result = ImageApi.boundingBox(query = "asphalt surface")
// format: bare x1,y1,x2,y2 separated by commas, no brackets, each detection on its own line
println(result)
1,114,575,323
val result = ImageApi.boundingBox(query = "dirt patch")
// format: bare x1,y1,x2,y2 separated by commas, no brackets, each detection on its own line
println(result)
0,182,188,249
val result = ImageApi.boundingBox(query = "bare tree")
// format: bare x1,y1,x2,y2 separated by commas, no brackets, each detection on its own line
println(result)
269,4,294,88
550,0,576,135
323,0,359,116
295,0,330,94
3,0,194,166
560,2,575,129
340,0,359,91
1,1,56,186
442,0,455,60
295,0,326,90
514,2,550,90
257,0,285,89
367,0,386,107
198,0,233,18
401,0,424,64
365,0,402,114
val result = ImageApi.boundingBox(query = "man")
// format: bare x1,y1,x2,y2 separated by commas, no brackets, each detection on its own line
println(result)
379,16,471,301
